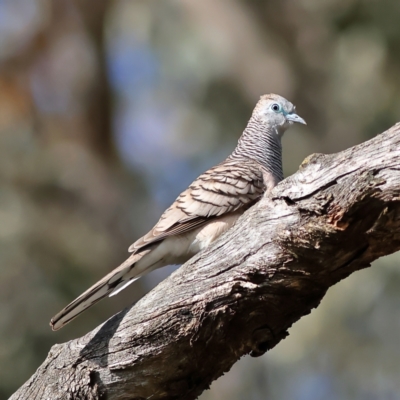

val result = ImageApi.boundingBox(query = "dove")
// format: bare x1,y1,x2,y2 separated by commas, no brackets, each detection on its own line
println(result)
50,94,306,330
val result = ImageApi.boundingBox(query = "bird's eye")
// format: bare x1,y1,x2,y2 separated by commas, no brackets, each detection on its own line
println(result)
271,103,281,112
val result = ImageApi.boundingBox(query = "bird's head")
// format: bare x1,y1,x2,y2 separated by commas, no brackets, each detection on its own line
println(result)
253,94,306,136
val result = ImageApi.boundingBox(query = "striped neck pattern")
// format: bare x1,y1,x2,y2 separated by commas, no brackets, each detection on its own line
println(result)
229,116,284,182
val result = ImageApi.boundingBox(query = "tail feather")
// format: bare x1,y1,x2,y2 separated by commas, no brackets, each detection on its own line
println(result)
109,276,140,297
50,252,147,331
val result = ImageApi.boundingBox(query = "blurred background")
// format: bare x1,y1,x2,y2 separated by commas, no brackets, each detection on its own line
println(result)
1,0,400,399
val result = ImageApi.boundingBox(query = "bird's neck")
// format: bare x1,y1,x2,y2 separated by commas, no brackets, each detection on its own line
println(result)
230,116,284,182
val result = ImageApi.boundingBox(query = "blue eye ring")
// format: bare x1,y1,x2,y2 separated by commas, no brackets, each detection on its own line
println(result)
271,103,281,113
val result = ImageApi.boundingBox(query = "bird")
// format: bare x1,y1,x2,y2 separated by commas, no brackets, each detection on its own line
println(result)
50,94,306,331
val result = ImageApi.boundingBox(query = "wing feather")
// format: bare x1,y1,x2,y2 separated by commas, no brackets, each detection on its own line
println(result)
129,159,266,252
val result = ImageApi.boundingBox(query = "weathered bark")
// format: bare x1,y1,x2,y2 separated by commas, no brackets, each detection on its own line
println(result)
11,123,400,400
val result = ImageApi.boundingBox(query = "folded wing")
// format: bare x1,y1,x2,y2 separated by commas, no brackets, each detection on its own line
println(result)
130,159,265,252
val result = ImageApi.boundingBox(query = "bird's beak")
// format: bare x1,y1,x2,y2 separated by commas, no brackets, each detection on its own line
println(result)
286,113,307,125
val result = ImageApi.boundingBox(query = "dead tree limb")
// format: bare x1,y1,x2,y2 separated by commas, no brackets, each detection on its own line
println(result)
11,123,400,400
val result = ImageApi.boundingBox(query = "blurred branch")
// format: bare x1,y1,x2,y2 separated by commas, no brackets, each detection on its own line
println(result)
73,0,114,159
10,123,400,400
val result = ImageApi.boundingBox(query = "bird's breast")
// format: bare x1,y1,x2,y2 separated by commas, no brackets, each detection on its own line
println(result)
158,211,243,266
187,211,243,255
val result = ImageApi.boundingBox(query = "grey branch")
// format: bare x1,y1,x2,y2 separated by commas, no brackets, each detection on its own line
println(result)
11,123,400,400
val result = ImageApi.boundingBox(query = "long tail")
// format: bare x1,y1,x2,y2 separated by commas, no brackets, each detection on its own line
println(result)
50,250,150,331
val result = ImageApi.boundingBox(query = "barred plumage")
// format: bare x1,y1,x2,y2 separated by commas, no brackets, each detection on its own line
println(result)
50,93,306,331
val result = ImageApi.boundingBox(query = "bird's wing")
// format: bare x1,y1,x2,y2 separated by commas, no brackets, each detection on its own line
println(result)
130,159,265,252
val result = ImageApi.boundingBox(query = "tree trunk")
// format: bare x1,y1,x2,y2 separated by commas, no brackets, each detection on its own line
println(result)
10,123,400,400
